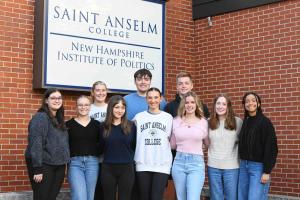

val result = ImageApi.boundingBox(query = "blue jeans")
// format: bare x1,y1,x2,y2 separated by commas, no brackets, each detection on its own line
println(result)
68,156,99,200
171,152,205,200
208,167,239,200
238,160,270,200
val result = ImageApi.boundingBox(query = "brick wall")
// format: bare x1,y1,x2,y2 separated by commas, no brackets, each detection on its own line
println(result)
0,0,299,198
193,0,300,197
164,0,196,100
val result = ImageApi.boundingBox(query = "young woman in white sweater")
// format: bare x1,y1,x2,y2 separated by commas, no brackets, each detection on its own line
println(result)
133,87,173,200
208,94,242,200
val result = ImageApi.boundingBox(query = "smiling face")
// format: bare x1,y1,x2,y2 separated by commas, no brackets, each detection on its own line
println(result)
92,83,107,103
177,76,193,97
46,91,63,113
215,96,228,118
244,94,260,116
135,75,151,95
184,95,196,115
113,101,126,122
146,90,161,112
76,96,91,117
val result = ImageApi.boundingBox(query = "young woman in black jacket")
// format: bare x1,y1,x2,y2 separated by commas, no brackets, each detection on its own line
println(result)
238,92,278,200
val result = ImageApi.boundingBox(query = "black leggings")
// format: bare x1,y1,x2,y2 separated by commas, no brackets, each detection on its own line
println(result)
94,163,104,200
26,159,65,200
136,171,169,200
101,163,135,200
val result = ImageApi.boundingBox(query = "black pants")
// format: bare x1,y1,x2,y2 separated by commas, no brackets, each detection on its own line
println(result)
26,159,65,200
94,163,104,200
101,163,135,200
137,171,169,200
131,170,139,200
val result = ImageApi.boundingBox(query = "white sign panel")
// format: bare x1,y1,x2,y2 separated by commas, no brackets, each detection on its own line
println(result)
44,0,165,93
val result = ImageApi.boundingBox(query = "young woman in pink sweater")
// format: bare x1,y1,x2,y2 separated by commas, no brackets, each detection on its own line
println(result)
170,91,209,200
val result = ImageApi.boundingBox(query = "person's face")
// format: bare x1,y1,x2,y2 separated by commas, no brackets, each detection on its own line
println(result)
184,95,196,115
113,101,126,121
244,94,260,116
135,75,151,93
177,77,193,96
76,97,91,117
146,90,161,111
215,96,228,117
92,84,107,103
46,91,63,112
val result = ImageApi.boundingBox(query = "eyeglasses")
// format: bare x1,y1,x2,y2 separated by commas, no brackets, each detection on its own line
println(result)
48,96,62,101
77,104,91,108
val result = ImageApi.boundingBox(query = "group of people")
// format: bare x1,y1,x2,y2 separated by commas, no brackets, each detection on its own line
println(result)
25,69,278,200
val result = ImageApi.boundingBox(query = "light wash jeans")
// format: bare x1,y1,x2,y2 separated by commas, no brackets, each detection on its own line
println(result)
238,160,270,200
208,167,239,200
68,156,99,200
171,151,205,200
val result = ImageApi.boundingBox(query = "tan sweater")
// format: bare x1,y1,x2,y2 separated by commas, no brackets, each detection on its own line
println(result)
208,117,243,169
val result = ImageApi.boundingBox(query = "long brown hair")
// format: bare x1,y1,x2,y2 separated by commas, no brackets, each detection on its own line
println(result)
38,88,66,130
103,95,132,137
177,91,204,119
209,93,236,130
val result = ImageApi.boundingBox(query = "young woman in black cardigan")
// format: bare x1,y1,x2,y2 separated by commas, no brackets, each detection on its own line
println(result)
238,92,278,200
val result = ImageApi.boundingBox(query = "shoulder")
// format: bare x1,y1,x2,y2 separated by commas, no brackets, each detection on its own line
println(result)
199,117,208,125
28,112,50,135
91,118,101,126
261,115,275,130
173,116,182,126
66,118,75,127
235,116,243,125
130,121,137,131
99,121,105,128
173,116,182,122
160,111,173,121
124,93,137,100
134,111,147,119
160,96,167,104
161,111,172,117
167,99,177,106
30,112,49,124
257,113,273,126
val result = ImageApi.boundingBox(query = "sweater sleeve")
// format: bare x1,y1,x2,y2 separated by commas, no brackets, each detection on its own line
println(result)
235,117,243,137
28,112,49,174
262,119,278,174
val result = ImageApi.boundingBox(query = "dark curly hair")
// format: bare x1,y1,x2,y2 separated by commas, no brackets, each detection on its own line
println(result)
242,92,262,118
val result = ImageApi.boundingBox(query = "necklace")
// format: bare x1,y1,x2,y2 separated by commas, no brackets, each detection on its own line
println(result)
183,117,197,128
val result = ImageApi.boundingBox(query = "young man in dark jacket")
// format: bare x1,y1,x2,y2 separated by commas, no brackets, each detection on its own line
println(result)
165,72,210,118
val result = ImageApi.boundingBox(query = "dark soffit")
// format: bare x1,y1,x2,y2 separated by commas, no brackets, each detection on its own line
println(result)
192,0,283,20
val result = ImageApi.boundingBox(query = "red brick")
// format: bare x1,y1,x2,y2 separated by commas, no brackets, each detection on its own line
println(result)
0,0,300,198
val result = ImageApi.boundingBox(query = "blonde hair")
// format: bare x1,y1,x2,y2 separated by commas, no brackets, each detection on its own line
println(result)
177,91,204,119
91,81,108,103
